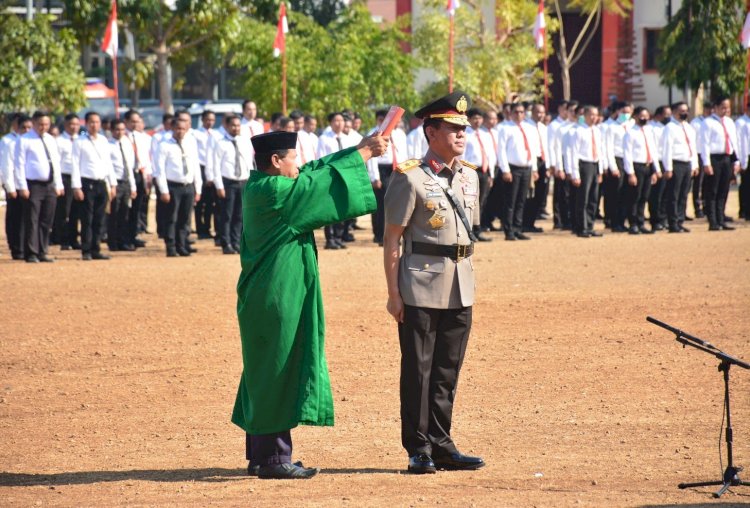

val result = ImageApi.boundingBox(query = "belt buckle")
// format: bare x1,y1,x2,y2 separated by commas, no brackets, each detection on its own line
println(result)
455,244,468,262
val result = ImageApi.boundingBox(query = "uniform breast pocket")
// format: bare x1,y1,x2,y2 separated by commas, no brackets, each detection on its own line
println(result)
406,253,445,292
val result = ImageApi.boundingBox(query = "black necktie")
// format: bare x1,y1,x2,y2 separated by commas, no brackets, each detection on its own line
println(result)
230,138,241,178
119,141,127,180
336,136,343,151
40,136,54,182
176,140,188,176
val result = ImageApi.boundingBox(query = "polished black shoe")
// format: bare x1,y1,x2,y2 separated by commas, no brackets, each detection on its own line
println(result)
433,452,485,471
695,211,705,218
523,226,543,233
39,255,55,263
475,231,492,242
628,226,640,235
134,239,147,248
352,223,365,230
334,239,347,249
197,232,213,240
611,225,627,233
107,244,120,252
70,242,82,250
324,240,340,250
725,215,734,222
258,462,319,480
61,244,72,251
721,223,735,231
652,223,665,231
120,244,136,252
92,252,111,260
576,232,591,238
668,226,682,233
166,250,178,257
248,461,304,477
514,232,531,240
341,233,356,242
708,225,723,231
26,255,40,263
639,227,654,235
504,234,516,241
222,246,238,255
12,253,25,260
187,246,198,253
177,249,191,257
231,244,241,253
408,453,436,474
590,231,603,237
679,225,690,233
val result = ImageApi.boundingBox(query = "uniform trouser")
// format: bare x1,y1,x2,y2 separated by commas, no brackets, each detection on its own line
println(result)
481,169,503,227
501,166,531,235
129,171,147,240
52,173,76,245
740,157,750,219
666,161,692,228
108,180,132,248
703,154,733,228
572,162,600,234
246,431,292,466
195,165,216,236
648,163,668,227
692,156,704,216
522,159,548,227
79,178,108,255
165,182,194,253
372,164,393,242
218,178,245,249
5,191,25,256
627,163,653,228
603,158,626,229
23,180,57,259
399,304,472,457
552,175,571,228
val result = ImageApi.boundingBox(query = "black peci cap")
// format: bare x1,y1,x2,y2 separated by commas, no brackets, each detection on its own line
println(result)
251,131,297,154
414,90,471,126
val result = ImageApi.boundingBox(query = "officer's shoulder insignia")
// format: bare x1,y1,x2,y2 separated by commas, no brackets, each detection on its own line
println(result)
460,159,478,170
396,159,421,174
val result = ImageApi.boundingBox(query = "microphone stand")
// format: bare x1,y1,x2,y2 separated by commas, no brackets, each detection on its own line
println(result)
647,316,749,498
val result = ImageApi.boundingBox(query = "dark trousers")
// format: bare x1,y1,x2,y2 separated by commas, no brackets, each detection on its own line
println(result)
627,163,653,228
648,163,668,227
195,165,217,236
79,178,108,255
137,172,150,234
165,182,195,253
603,158,626,229
5,192,25,257
372,163,393,243
23,180,57,259
501,166,531,235
572,162,599,234
481,168,503,227
155,181,168,239
666,161,692,228
703,154,733,228
218,178,245,249
522,159,548,228
324,223,344,242
246,431,292,466
741,157,750,219
108,180,132,248
129,171,147,240
52,173,77,246
399,304,472,457
476,168,490,227
692,156,704,216
552,175,571,228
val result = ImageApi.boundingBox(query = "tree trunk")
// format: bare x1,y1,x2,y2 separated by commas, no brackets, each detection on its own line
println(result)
156,45,173,114
561,61,571,101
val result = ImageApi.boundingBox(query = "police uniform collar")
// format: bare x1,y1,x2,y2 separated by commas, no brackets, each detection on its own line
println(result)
424,148,460,174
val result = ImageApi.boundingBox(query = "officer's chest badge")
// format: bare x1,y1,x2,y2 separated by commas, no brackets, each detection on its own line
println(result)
429,212,446,229
425,200,437,211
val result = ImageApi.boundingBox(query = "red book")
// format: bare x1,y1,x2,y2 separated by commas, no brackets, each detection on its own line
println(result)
379,106,405,137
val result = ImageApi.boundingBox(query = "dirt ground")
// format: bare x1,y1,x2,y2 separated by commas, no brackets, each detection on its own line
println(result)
1,193,749,508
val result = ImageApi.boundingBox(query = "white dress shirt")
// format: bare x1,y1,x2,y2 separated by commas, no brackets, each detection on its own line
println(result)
109,137,137,189
195,127,223,169
212,134,253,189
365,126,409,182
295,130,318,166
345,130,362,147
156,137,202,194
561,122,579,173
570,124,604,179
128,130,152,176
606,120,633,170
525,119,551,171
547,116,566,170
497,121,537,173
464,126,496,173
72,133,116,189
690,116,707,161
15,131,63,192
623,124,660,175
649,120,667,162
56,132,78,176
317,130,348,157
0,132,19,193
597,122,610,171
407,125,429,160
740,121,750,169
701,114,739,163
240,118,265,139
661,118,699,172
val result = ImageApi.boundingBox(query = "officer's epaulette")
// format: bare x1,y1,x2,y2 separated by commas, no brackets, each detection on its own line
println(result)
395,159,421,174
460,159,478,170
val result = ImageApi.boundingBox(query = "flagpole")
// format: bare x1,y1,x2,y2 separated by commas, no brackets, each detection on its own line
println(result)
282,50,287,115
112,53,120,119
448,12,454,93
543,32,549,111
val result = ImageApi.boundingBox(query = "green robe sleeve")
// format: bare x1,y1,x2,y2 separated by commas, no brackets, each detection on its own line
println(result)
278,147,376,234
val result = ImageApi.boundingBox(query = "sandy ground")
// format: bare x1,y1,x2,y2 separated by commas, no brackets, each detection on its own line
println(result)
1,193,749,507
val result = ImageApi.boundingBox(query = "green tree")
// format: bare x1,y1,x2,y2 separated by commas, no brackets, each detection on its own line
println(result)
658,0,746,100
245,0,346,25
229,5,418,124
552,0,631,101
413,0,557,109
0,14,86,113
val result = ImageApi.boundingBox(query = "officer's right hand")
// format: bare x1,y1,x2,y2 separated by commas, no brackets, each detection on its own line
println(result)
19,189,30,200
160,192,171,203
73,189,84,201
628,174,637,186
502,172,512,183
357,134,389,161
387,294,404,323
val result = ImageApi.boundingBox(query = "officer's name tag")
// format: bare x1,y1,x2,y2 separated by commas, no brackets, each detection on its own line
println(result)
463,185,477,196
426,191,442,198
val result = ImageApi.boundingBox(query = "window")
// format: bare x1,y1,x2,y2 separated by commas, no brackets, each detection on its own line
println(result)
643,29,662,72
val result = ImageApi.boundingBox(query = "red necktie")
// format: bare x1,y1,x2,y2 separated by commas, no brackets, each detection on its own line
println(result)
391,136,397,171
476,131,488,173
642,128,652,164
681,124,692,157
720,117,731,154
518,123,531,163
130,133,140,171
591,128,597,161
536,124,546,161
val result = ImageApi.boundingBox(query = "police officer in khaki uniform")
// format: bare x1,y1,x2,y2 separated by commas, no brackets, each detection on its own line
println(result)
383,91,484,475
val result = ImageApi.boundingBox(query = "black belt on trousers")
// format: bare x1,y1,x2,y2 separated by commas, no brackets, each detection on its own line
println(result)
412,241,474,261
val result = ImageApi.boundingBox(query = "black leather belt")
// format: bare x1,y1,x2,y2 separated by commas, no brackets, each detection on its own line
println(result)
412,241,473,261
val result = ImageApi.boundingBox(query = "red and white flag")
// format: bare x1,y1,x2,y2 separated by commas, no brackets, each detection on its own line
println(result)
532,0,545,50
741,12,750,49
101,0,118,59
273,2,289,58
446,0,459,16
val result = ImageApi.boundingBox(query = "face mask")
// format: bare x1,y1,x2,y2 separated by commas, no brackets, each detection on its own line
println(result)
679,113,689,121
661,118,670,125
637,118,648,126
617,113,631,124
578,115,585,125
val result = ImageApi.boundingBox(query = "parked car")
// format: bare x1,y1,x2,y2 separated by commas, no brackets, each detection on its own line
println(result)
188,101,243,129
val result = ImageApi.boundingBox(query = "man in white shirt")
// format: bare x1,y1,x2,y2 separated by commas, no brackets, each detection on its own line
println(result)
690,101,712,218
406,119,429,160
52,113,81,250
291,111,316,167
302,115,319,157
152,113,174,239
241,99,265,139
480,110,504,231
623,107,661,234
522,103,552,233
463,108,494,241
317,112,349,249
156,118,202,257
569,105,605,237
701,96,740,231
661,101,699,233
124,110,152,243
194,109,222,240
108,119,138,251
738,101,750,220
213,114,252,254
604,101,634,232
497,103,538,241
547,101,569,230
15,111,64,262
647,105,672,231
72,112,117,260
552,101,578,230
1,113,32,259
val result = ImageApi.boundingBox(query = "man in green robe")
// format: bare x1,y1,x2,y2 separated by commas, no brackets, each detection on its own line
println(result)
231,131,388,479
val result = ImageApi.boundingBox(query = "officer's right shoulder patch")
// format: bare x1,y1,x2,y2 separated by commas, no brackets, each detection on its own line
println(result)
395,159,421,174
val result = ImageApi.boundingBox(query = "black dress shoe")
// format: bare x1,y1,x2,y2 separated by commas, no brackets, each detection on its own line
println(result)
166,250,178,257
504,234,516,241
725,215,734,222
708,225,723,231
134,239,146,248
335,239,347,249
721,223,735,231
39,255,55,263
680,225,690,233
341,233,355,242
433,452,485,471
475,232,492,242
248,461,304,477
120,244,136,252
222,246,238,255
232,245,241,253
258,462,319,480
685,215,694,221
324,240,340,250
70,242,82,250
652,223,665,231
92,252,111,260
628,226,640,235
523,226,543,233
61,244,72,251
639,227,654,234
668,226,682,233
514,232,531,240
576,232,591,238
177,249,191,257
197,233,213,240
590,230,603,237
108,244,120,252
611,225,627,233
187,246,198,253
695,211,705,218
12,253,24,260
26,255,40,263
408,453,436,474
